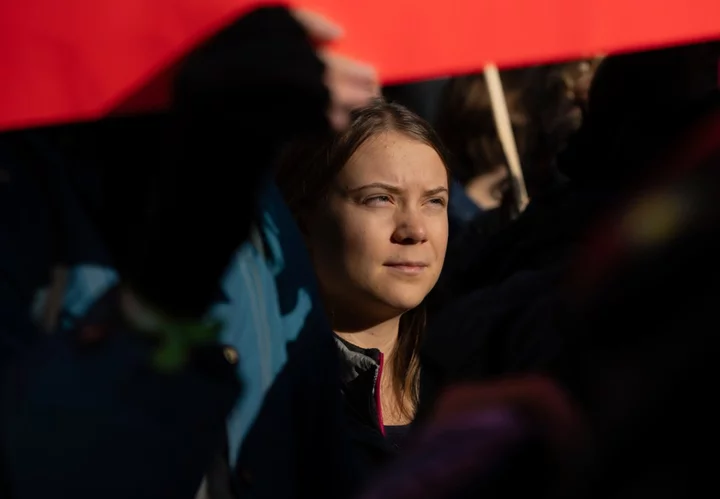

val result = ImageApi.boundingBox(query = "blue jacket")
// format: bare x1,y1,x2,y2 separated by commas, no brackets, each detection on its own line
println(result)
36,183,323,467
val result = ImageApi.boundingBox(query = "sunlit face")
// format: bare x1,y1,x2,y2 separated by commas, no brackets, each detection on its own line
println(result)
305,130,449,327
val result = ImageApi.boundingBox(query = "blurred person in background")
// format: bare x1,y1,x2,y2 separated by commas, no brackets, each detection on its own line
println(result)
0,7,378,499
556,112,720,499
426,61,595,314
435,61,594,214
419,41,720,421
277,100,449,491
435,74,517,212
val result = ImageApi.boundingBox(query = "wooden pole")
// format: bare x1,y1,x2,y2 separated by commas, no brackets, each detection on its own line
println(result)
484,64,529,213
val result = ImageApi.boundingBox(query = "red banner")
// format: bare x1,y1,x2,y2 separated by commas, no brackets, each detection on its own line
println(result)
0,0,718,131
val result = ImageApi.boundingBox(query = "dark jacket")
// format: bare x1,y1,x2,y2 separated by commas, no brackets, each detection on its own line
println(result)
0,287,241,498
335,337,401,491
419,52,720,421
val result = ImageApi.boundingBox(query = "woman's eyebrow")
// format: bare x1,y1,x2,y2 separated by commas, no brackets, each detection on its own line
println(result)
425,187,449,196
348,182,403,194
347,183,449,196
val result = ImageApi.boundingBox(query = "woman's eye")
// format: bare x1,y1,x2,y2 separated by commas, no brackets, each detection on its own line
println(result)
428,198,447,207
364,195,392,206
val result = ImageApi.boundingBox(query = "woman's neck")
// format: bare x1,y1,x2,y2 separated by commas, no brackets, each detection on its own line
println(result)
335,313,414,426
334,315,400,356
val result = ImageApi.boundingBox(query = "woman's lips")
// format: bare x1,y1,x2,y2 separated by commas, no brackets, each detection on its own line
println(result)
384,262,428,276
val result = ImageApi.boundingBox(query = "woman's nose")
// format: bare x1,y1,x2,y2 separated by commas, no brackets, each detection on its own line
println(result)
391,213,428,245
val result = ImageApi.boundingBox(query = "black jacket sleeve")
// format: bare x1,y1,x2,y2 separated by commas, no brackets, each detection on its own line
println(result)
119,6,331,319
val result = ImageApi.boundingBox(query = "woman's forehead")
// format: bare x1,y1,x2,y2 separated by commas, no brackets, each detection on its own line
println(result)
339,131,448,187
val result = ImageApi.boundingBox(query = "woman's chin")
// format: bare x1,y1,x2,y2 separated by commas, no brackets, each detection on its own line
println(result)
375,295,426,316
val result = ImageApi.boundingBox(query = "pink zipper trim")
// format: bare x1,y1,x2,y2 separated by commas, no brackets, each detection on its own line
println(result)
374,352,386,436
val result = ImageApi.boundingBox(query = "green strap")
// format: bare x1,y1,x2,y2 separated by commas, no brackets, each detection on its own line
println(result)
152,319,223,372
121,289,223,372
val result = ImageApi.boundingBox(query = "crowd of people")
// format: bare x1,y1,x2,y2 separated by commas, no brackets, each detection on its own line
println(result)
0,5,718,498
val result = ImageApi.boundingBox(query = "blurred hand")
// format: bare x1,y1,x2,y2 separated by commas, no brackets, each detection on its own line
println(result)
432,375,585,454
292,9,380,130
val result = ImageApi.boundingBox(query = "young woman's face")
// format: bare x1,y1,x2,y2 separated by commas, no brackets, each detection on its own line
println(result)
305,130,449,325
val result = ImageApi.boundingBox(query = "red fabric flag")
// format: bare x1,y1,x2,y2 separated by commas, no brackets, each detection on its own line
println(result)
0,0,718,131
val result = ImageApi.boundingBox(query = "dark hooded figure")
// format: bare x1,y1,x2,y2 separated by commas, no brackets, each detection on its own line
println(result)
418,41,720,420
